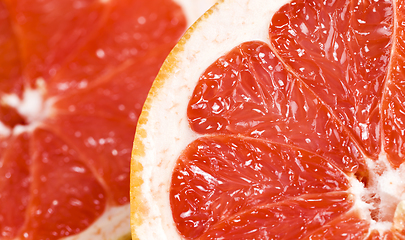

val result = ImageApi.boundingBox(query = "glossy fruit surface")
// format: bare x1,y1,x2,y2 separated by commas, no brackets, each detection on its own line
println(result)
132,0,405,239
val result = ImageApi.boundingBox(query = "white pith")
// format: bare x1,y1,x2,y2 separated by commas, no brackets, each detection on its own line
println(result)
349,152,405,234
0,80,51,137
174,0,217,26
0,121,11,136
132,0,405,239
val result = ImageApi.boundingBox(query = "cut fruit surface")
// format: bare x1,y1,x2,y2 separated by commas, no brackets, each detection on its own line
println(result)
131,0,405,239
0,0,214,239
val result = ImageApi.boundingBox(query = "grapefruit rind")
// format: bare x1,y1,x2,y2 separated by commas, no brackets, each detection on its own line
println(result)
130,0,292,239
174,0,217,27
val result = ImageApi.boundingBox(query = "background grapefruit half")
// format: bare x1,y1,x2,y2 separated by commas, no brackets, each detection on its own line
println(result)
0,0,214,239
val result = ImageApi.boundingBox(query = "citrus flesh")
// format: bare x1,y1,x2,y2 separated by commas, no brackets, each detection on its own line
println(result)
0,0,213,239
132,0,405,239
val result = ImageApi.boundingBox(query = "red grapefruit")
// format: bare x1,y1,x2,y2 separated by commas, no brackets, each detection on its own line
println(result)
131,0,405,239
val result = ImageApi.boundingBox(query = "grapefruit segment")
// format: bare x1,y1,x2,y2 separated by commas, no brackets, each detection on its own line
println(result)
188,41,364,173
200,192,353,239
0,0,22,95
22,128,106,239
47,113,134,205
301,213,369,239
2,0,107,82
269,0,393,159
0,133,30,239
382,0,405,167
52,54,164,123
46,0,186,96
171,136,352,238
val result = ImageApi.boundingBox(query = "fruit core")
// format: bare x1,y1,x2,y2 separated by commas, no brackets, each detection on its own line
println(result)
353,154,405,231
0,84,49,136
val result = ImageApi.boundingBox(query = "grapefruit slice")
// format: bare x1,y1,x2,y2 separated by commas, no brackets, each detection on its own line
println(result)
0,0,214,239
131,0,405,238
